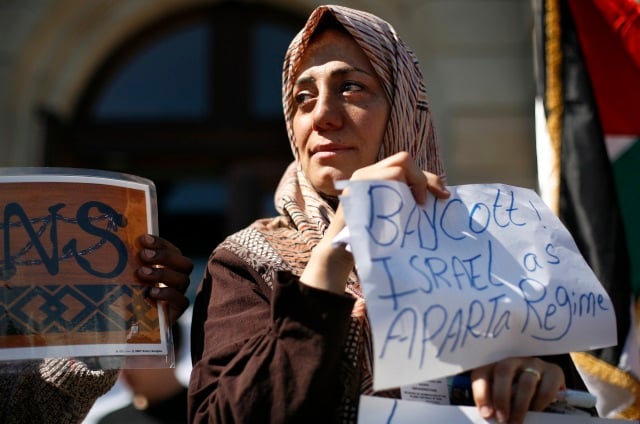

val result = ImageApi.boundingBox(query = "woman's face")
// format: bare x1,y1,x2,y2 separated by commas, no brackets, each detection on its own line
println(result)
292,29,390,197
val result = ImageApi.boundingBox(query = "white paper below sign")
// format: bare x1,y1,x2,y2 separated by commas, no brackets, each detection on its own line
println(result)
400,379,450,404
339,182,617,390
357,396,627,424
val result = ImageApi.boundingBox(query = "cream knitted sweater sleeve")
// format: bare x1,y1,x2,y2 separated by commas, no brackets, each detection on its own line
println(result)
0,358,119,424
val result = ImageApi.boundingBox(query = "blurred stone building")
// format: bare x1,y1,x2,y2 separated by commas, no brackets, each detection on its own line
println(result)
0,0,537,263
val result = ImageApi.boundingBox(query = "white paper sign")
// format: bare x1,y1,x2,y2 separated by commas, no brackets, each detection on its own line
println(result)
339,182,616,390
357,395,627,423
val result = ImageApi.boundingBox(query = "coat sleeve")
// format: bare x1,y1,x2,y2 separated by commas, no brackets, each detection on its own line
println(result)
188,248,356,424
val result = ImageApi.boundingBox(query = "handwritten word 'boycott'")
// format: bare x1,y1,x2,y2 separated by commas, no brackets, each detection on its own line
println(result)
358,184,609,362
366,184,535,251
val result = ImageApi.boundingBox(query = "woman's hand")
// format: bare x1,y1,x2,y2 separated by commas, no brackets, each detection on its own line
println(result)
471,357,565,424
300,152,449,294
135,234,194,324
350,151,449,204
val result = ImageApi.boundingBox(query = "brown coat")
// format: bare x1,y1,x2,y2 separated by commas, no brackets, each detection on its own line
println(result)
189,240,356,424
188,228,589,424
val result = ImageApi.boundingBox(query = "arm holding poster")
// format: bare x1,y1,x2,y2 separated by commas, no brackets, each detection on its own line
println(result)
0,168,193,424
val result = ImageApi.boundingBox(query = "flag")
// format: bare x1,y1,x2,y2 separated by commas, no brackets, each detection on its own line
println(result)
533,0,640,418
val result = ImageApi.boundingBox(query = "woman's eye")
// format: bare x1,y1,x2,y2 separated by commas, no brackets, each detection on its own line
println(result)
294,91,314,105
342,81,363,93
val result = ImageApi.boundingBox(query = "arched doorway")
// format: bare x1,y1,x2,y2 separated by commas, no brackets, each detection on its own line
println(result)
43,3,305,285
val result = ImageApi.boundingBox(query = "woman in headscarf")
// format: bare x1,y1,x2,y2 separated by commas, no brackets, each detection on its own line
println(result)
188,5,586,424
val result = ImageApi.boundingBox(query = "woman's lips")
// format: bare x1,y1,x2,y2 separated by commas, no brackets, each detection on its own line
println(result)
312,143,351,155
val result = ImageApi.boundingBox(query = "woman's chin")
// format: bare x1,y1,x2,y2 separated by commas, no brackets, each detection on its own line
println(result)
310,172,349,197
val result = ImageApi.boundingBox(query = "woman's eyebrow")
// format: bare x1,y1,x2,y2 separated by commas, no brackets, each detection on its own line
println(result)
294,66,373,86
294,75,316,87
332,66,372,77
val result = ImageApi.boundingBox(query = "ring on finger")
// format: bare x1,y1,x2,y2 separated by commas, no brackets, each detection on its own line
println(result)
521,367,542,382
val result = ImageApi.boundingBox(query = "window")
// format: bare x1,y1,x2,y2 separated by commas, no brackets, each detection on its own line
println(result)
44,4,305,297
94,23,211,120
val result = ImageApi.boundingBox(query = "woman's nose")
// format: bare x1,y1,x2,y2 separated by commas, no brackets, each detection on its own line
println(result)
311,90,342,131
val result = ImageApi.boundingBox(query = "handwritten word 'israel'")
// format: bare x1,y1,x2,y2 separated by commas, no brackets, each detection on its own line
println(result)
354,183,610,365
1,201,128,280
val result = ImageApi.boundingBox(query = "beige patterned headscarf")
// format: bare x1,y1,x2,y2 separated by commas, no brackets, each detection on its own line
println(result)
274,4,444,250
283,5,444,174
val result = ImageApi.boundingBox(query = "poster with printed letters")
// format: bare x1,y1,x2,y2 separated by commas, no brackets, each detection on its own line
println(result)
0,168,167,361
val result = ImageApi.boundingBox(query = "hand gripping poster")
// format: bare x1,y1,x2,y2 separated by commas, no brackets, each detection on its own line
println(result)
0,168,168,362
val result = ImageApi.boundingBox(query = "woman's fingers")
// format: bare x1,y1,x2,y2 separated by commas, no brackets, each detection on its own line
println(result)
425,171,449,199
469,365,495,419
471,361,518,423
350,152,449,204
135,234,194,324
527,362,565,411
137,234,193,292
138,234,194,275
148,285,190,325
136,262,191,294
471,357,565,424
